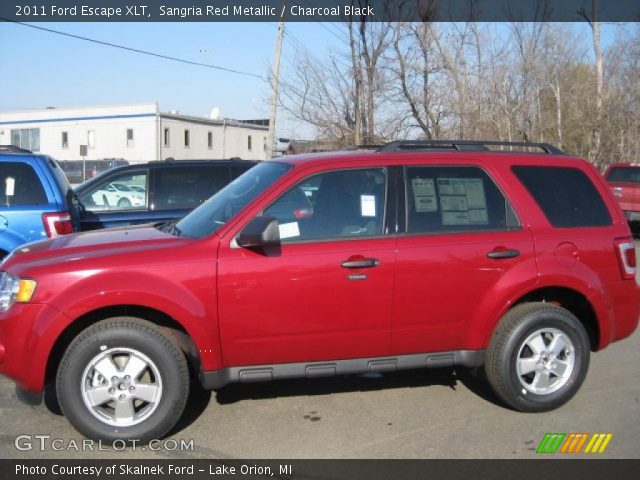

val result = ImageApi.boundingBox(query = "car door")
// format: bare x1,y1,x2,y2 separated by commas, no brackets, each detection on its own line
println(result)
391,164,537,354
217,167,396,367
150,164,232,224
77,168,150,230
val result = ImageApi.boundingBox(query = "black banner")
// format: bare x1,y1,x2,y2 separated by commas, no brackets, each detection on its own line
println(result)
0,0,639,23
4,459,640,480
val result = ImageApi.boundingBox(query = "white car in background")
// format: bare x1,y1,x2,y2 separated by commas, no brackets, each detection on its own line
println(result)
90,182,145,209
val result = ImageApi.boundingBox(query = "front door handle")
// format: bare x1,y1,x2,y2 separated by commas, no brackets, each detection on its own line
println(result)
341,256,380,269
487,247,520,259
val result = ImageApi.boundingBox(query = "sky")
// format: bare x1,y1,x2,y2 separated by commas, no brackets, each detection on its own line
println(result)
0,21,628,140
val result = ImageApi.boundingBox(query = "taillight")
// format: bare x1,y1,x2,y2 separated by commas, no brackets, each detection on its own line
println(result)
614,237,636,280
42,212,73,238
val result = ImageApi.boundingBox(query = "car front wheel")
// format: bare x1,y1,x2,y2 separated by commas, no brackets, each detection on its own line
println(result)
485,302,590,412
57,317,190,442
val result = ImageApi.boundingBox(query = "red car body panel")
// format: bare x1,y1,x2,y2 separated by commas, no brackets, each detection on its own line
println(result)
0,151,638,394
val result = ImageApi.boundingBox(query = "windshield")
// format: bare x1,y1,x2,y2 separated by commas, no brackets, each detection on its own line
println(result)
175,162,292,238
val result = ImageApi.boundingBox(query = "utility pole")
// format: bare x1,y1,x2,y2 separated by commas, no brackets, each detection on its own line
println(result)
267,0,286,159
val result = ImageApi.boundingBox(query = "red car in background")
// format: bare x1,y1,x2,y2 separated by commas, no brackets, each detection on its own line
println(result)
605,163,640,233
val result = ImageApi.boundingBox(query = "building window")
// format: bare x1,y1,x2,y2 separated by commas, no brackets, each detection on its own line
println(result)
61,131,69,149
184,129,190,148
126,128,134,148
248,135,252,151
10,128,40,152
87,130,96,149
263,136,267,152
207,131,213,149
164,128,170,147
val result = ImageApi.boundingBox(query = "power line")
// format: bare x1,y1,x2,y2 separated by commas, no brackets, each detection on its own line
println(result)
4,20,266,81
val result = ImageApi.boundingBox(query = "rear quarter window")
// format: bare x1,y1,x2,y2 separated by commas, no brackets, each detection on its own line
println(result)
512,166,611,228
0,161,48,206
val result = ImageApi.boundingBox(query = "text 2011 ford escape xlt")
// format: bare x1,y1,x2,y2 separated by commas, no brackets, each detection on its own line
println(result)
0,141,638,442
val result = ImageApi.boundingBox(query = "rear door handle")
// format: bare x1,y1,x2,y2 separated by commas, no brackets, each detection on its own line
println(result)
487,248,520,259
341,257,380,269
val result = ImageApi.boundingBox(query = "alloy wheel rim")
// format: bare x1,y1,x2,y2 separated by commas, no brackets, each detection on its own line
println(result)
80,347,163,427
516,327,576,395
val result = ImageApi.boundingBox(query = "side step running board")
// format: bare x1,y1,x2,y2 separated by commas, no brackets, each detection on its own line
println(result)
200,349,485,390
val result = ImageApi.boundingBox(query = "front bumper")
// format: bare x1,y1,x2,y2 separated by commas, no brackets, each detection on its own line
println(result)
0,303,68,393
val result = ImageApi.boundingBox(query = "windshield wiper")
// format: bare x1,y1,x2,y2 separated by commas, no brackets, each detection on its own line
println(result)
158,221,182,237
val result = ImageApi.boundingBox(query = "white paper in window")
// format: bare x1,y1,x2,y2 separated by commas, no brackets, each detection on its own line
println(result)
437,178,489,225
361,195,376,217
411,177,437,212
278,222,300,239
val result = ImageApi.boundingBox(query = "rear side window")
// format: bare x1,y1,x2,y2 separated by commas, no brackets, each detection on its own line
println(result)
606,166,640,184
0,161,47,206
512,166,611,227
405,166,518,234
154,165,230,210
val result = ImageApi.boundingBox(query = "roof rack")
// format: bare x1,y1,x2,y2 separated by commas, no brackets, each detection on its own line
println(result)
0,145,32,154
377,140,565,155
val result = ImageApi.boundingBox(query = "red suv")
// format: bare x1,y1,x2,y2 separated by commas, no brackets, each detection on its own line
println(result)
0,141,638,442
605,163,640,231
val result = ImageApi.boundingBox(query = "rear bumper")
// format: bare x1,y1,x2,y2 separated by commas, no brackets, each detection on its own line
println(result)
0,303,67,394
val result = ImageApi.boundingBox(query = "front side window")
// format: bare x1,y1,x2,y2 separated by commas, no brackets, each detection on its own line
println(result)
263,168,387,242
406,166,517,234
79,170,148,212
513,166,611,228
154,165,229,210
0,162,47,206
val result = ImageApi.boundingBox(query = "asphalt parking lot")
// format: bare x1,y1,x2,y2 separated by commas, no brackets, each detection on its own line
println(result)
0,242,638,460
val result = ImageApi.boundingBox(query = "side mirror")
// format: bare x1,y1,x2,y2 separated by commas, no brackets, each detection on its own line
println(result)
236,216,280,249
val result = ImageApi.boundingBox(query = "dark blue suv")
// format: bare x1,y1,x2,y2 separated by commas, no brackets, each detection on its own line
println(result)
74,159,256,230
0,146,79,259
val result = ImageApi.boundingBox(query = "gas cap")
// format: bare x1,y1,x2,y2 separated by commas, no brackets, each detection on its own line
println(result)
554,242,579,268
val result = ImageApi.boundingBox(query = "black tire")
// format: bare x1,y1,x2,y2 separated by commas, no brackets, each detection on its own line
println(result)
485,302,590,412
57,317,189,443
117,198,132,208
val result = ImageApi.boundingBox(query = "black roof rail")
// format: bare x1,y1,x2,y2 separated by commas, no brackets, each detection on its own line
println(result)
0,145,32,154
377,140,565,155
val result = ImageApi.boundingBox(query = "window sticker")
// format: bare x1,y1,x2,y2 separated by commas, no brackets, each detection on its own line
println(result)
411,177,437,212
361,194,376,217
278,221,300,239
437,178,489,225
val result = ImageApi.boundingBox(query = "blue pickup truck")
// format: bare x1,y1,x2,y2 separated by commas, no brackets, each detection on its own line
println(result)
0,146,79,259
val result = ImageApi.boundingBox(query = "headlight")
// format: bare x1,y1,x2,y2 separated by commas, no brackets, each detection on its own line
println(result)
0,272,37,312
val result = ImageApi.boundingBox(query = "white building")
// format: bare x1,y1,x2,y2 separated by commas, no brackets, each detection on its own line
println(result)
0,102,269,162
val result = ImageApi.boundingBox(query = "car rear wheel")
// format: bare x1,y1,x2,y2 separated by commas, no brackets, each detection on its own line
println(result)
57,317,189,442
485,302,590,412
